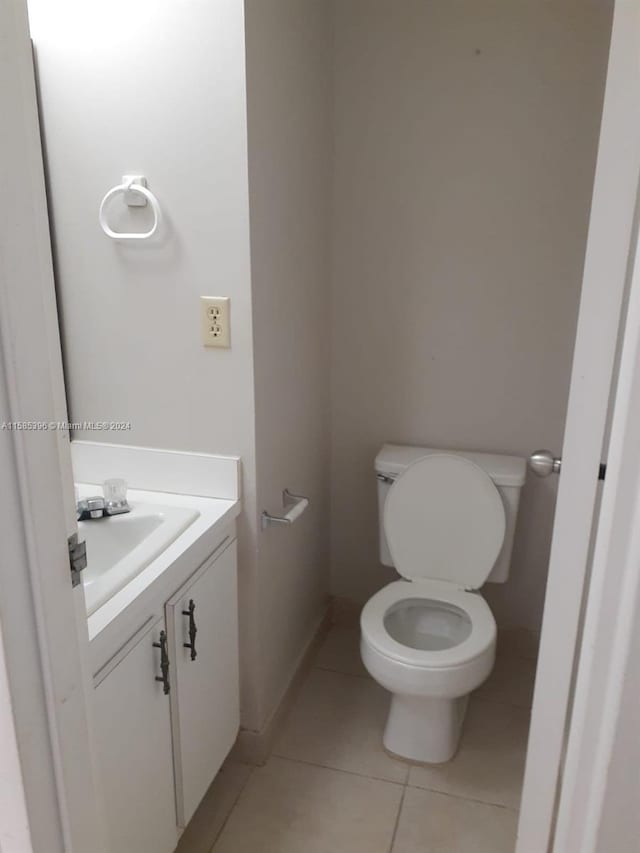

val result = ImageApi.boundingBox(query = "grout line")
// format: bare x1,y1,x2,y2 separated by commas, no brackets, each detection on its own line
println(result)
206,765,255,853
387,784,407,853
313,663,371,680
470,695,534,715
404,780,521,812
271,753,406,788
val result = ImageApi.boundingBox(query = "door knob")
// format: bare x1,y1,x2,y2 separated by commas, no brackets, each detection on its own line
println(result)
529,450,562,477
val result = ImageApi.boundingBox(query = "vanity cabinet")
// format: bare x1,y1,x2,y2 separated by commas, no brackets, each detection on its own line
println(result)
93,616,178,853
92,538,239,852
166,540,239,826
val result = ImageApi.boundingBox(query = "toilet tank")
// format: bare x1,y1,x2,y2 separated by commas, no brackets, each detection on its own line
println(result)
375,444,526,584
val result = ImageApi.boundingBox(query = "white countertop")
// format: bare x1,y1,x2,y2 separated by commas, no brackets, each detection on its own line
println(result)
85,486,240,642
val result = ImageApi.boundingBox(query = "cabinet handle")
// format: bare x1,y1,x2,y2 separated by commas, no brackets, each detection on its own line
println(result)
153,630,170,694
182,599,198,661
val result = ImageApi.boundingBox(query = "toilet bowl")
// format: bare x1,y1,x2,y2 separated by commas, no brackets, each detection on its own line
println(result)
361,579,496,762
360,452,514,764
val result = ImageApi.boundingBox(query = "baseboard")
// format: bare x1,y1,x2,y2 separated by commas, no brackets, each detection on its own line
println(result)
232,605,332,766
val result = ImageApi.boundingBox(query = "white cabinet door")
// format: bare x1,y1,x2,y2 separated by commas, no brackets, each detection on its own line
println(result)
93,616,177,853
166,540,240,826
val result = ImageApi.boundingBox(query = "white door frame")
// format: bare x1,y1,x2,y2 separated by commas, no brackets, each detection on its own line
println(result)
553,171,640,852
516,2,640,850
0,2,107,851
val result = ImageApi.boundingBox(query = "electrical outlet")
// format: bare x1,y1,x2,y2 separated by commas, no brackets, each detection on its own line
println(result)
200,296,230,348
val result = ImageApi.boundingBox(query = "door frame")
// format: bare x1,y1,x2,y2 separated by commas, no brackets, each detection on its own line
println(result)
516,2,640,849
552,174,640,852
0,2,107,851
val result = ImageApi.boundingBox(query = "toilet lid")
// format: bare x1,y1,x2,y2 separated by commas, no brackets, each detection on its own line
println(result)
384,454,506,589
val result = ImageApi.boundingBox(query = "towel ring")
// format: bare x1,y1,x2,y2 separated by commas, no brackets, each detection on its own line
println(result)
99,177,161,241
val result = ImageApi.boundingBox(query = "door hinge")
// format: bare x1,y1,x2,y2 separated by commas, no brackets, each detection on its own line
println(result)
599,463,607,481
68,532,87,587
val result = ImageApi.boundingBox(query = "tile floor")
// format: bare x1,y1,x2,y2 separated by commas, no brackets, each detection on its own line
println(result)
177,624,534,853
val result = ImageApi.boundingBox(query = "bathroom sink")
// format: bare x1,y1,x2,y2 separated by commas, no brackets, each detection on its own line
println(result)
79,495,200,616
81,514,164,572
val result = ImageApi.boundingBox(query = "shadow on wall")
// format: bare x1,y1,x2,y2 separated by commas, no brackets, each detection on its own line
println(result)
483,474,559,634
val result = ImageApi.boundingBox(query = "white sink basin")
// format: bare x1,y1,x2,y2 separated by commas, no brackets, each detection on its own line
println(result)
78,488,200,616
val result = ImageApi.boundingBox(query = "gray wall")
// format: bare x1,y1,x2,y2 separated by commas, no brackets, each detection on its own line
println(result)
329,0,612,633
245,0,333,727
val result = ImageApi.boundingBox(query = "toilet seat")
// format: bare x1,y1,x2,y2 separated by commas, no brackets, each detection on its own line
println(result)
361,580,496,670
365,455,499,669
384,454,506,589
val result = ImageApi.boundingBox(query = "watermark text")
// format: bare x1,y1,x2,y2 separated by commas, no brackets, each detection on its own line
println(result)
1,420,132,432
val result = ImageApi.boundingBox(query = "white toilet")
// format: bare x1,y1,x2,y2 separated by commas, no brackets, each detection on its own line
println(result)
360,444,526,764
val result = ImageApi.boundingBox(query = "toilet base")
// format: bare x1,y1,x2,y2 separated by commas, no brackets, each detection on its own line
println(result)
383,693,469,764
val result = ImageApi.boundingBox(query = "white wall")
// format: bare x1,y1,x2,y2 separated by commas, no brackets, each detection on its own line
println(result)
330,0,612,634
26,0,264,725
28,0,255,461
27,0,333,734
244,0,333,725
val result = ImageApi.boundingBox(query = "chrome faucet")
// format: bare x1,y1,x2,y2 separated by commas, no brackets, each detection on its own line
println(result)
77,492,130,521
77,496,107,521
76,479,131,521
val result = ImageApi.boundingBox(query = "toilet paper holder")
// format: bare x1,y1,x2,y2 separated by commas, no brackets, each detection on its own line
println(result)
261,489,310,530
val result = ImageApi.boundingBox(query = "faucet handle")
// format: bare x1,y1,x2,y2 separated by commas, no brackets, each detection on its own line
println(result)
77,496,106,521
103,478,130,516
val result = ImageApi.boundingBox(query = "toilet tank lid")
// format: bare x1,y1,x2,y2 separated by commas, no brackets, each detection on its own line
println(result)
375,444,526,487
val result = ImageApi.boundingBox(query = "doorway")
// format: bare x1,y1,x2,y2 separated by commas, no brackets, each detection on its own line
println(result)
3,1,639,851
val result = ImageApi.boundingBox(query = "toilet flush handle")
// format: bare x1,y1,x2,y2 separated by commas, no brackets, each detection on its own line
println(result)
528,450,562,477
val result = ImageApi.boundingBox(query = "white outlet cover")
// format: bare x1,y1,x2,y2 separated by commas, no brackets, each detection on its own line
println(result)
200,296,230,348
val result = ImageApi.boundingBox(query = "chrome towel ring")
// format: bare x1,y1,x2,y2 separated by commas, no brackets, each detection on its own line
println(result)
99,175,161,241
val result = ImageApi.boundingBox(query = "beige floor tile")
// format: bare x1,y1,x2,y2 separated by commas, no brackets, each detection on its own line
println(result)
314,625,369,678
474,652,537,708
407,699,529,809
175,759,253,853
330,597,362,627
274,668,409,783
213,756,403,853
392,787,518,853
497,627,540,661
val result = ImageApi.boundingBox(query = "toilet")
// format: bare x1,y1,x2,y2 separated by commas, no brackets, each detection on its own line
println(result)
360,444,526,764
